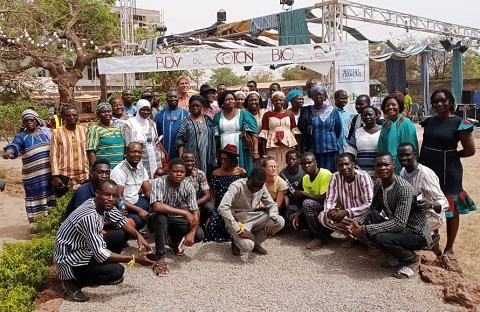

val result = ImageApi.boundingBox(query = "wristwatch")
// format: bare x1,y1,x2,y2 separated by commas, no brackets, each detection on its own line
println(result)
270,216,277,222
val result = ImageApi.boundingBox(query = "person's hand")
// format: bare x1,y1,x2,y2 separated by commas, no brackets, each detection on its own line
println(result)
264,219,275,237
414,198,429,210
137,234,153,252
52,176,65,188
137,209,149,222
252,151,260,161
121,209,128,216
292,190,307,201
256,201,265,210
2,149,13,159
238,229,255,241
183,231,195,247
184,212,198,228
346,220,364,240
328,209,349,223
292,212,301,230
135,252,156,266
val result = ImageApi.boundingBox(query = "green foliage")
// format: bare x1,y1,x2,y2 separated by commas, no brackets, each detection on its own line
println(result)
0,101,49,142
281,66,319,81
32,190,70,238
147,70,187,94
0,285,36,312
209,68,247,87
250,69,275,83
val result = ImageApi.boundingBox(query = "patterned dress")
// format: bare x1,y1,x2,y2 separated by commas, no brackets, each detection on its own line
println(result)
86,125,125,168
207,173,247,242
4,131,56,225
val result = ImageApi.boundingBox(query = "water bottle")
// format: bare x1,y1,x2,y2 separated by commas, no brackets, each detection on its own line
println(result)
118,196,126,211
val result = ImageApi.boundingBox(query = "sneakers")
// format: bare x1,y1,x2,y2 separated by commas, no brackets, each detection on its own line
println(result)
138,224,150,237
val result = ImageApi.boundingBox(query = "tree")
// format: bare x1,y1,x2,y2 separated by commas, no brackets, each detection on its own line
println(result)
208,68,246,87
147,70,186,94
281,65,319,81
187,69,207,90
249,68,274,83
0,0,121,104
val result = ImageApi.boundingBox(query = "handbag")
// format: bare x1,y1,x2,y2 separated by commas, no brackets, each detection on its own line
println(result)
241,128,254,150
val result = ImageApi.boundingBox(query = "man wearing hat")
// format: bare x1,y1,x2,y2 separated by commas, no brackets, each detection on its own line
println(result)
154,90,189,159
199,84,220,118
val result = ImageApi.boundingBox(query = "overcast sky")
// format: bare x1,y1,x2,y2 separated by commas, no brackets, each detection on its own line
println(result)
135,0,480,44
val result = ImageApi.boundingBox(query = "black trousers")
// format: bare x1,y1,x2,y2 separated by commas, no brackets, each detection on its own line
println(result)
150,213,204,259
72,229,127,287
372,228,426,264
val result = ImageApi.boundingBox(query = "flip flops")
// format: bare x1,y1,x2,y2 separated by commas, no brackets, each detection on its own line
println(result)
393,257,420,279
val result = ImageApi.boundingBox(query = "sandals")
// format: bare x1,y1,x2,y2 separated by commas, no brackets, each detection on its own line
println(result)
152,261,169,277
393,257,420,279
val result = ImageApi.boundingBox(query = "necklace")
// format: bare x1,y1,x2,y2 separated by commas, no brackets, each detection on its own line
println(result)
195,120,205,133
98,121,112,128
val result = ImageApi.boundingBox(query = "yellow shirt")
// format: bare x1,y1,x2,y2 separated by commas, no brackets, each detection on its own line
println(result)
302,168,332,195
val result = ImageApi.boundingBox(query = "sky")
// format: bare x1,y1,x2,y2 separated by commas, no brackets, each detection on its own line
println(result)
135,0,480,44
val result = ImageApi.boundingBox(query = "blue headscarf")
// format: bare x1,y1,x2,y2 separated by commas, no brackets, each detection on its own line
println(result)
286,89,303,105
310,85,329,103
189,94,206,106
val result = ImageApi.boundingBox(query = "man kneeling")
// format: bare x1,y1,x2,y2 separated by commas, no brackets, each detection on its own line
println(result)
219,168,285,256
54,179,154,302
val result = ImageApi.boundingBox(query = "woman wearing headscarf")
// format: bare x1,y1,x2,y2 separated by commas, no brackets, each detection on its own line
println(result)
176,95,216,178
298,85,342,172
245,91,265,133
259,91,301,169
213,91,259,174
122,99,165,178
86,102,125,169
286,89,304,124
3,109,56,230
234,90,246,109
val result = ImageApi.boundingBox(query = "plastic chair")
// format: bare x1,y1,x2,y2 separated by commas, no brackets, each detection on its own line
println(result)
409,103,419,122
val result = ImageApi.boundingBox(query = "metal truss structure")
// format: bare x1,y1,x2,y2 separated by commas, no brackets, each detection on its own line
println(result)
118,0,136,89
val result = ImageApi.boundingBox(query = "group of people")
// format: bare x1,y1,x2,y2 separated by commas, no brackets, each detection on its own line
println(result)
2,76,476,302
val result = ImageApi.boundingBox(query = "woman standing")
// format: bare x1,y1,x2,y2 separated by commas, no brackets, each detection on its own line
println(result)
176,95,216,179
207,144,247,242
298,85,343,173
86,102,125,169
234,91,246,109
3,109,56,230
420,89,476,256
346,106,382,176
213,91,259,174
110,95,129,128
245,91,265,134
259,91,301,169
286,89,304,124
122,99,165,178
377,94,418,174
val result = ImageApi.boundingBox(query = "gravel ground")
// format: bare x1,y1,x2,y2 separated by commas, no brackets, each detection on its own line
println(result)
60,228,466,312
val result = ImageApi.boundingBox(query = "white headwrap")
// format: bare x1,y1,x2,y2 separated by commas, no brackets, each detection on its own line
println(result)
134,99,151,134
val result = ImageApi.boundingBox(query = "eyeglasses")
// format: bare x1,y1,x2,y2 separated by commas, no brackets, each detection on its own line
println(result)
432,99,448,104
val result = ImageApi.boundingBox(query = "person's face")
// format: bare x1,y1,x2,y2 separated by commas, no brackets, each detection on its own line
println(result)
235,95,245,109
403,88,409,95
23,117,38,132
240,86,250,93
220,152,232,169
217,85,227,93
126,143,143,165
335,91,349,109
272,95,285,111
286,153,300,171
182,154,195,172
98,107,112,124
337,156,354,179
247,95,260,113
247,82,256,91
63,109,79,126
122,90,134,104
91,164,110,184
166,91,179,108
269,85,280,99
189,100,203,116
432,92,452,115
204,91,216,104
300,156,317,175
383,98,400,120
397,145,416,168
312,89,325,105
177,79,190,93
111,99,124,116
152,92,160,105
247,177,265,193
222,93,235,110
139,106,151,119
263,159,277,177
361,107,377,128
169,164,186,184
96,183,118,210
374,155,395,180
355,98,369,114
306,80,317,97
291,95,304,110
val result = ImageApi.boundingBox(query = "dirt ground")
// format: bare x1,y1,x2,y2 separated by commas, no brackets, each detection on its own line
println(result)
0,124,479,273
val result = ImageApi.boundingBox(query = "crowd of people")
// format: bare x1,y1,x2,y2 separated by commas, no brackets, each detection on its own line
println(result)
2,76,477,302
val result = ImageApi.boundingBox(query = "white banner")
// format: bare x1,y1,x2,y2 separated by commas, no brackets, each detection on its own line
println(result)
335,61,370,114
97,41,369,75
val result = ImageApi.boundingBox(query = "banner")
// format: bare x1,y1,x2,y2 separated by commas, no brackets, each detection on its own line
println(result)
335,61,370,114
97,41,369,75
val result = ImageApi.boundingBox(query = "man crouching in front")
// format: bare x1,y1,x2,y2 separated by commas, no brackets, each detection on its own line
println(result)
219,167,285,256
54,179,155,302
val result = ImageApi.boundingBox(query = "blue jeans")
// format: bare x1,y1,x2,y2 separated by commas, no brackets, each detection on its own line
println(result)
126,196,150,230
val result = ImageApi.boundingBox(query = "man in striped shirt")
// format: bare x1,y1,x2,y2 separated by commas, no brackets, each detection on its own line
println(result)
54,179,154,302
319,153,374,247
50,107,89,189
149,158,204,277
347,151,432,279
